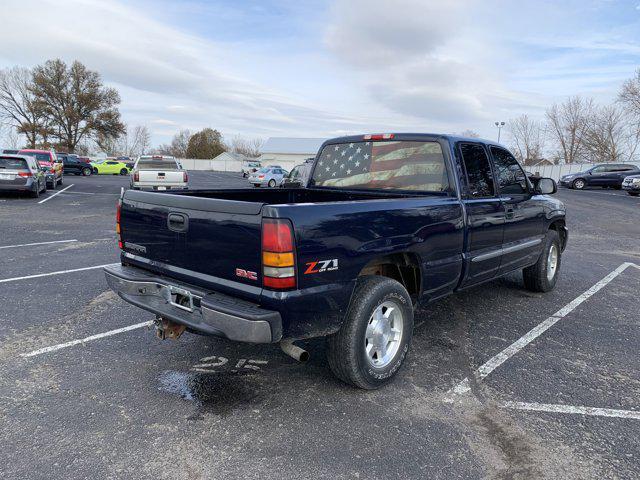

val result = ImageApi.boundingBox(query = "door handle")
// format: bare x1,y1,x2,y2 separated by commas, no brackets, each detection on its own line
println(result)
167,213,189,232
505,207,515,219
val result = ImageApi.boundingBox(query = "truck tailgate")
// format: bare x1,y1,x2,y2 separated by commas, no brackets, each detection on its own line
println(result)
138,170,184,185
119,190,264,293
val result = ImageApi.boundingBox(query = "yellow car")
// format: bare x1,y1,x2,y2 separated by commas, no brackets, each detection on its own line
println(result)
91,159,131,175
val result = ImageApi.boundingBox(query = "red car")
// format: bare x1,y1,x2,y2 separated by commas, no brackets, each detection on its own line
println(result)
18,149,63,189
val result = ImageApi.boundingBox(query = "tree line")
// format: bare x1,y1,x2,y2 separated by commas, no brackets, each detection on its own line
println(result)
507,69,640,165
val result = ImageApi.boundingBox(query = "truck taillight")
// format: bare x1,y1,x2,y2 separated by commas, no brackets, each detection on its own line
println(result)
364,133,394,140
183,171,188,182
262,218,296,289
116,200,123,249
133,171,139,182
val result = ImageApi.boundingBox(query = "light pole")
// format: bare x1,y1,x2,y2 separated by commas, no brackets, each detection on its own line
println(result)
494,121,505,142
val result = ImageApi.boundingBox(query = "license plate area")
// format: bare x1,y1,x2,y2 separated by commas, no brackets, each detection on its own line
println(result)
0,173,13,180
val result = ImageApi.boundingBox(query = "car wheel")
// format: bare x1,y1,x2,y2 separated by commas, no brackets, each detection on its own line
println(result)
48,179,56,190
572,178,586,190
120,168,128,175
58,175,63,186
268,179,276,187
31,183,40,198
327,275,414,389
82,167,92,176
523,229,561,293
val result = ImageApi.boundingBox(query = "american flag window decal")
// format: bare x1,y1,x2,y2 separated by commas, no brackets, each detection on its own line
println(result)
312,141,449,192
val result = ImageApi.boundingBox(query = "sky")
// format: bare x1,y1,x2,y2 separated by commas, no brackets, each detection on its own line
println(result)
1,0,639,146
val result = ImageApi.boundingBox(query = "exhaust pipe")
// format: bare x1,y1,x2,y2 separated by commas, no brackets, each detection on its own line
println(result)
280,340,309,362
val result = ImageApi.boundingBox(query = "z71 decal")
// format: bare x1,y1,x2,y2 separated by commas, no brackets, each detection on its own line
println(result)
304,259,339,274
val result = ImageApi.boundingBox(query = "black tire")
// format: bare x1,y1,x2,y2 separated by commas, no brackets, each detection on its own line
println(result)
82,167,92,176
629,192,639,197
47,179,56,190
572,178,586,190
327,275,414,389
523,230,561,293
268,179,276,187
58,175,63,186
31,183,40,198
119,168,128,175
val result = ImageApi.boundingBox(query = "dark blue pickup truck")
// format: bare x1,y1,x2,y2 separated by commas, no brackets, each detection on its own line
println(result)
105,133,567,389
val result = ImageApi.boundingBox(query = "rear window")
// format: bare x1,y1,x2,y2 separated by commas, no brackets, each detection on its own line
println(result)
20,152,51,162
311,140,449,192
136,158,179,170
0,157,29,169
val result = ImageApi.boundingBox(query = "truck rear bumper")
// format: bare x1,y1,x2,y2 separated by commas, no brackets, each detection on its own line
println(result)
104,264,282,343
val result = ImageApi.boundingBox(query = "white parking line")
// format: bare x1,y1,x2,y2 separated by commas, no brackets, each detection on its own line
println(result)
0,263,118,284
451,262,640,395
503,401,640,421
38,184,74,204
21,321,154,358
0,239,77,250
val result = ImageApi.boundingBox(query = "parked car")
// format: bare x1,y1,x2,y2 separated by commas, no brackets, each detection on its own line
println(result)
130,155,187,191
19,149,63,188
248,166,288,187
56,153,93,176
92,159,131,175
622,174,640,196
105,133,566,389
78,156,92,164
241,160,262,177
280,163,311,188
560,163,640,190
0,154,47,198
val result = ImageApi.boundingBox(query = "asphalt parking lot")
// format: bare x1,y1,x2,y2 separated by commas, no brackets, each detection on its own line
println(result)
0,172,639,479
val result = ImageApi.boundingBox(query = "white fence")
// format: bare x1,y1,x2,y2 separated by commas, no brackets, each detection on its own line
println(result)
526,161,639,181
179,158,243,172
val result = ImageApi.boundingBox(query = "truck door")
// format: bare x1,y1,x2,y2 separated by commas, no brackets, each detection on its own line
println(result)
489,146,544,274
458,142,505,287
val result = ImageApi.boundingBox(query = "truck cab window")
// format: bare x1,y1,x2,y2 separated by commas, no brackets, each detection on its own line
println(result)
490,147,529,195
460,143,495,198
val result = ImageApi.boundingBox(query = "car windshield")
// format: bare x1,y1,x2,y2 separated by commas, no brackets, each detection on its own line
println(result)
20,152,50,162
0,157,28,169
137,158,178,170
311,140,450,192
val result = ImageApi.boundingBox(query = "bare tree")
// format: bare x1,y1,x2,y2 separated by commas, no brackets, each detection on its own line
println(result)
507,115,546,165
583,105,640,163
229,135,263,158
458,129,480,138
98,124,151,157
0,124,20,149
619,68,640,118
546,96,594,163
170,129,191,158
0,67,48,148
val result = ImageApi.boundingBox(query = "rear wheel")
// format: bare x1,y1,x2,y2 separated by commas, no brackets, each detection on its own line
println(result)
82,167,92,176
268,179,276,187
523,230,561,292
572,178,586,190
58,175,63,186
120,168,128,175
31,182,40,198
327,275,414,389
48,178,56,190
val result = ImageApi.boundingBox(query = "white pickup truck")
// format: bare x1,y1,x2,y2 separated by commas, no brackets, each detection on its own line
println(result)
130,155,188,191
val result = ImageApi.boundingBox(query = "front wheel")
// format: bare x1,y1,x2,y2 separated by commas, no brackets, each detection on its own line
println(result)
120,168,128,175
82,167,92,176
268,179,276,187
327,275,414,389
572,178,586,190
523,230,561,292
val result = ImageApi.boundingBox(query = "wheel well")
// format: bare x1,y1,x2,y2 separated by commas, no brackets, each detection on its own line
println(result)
358,253,421,301
549,219,567,251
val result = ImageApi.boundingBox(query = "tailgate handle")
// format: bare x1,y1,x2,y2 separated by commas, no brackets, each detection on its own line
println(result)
167,213,189,232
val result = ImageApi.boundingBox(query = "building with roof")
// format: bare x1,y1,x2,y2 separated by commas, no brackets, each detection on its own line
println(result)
259,137,325,171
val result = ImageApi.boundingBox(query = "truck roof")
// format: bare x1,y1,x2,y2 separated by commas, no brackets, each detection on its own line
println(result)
320,133,502,149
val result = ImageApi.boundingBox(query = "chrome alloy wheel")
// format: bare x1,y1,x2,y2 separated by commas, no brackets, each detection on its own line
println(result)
364,300,403,368
547,244,558,282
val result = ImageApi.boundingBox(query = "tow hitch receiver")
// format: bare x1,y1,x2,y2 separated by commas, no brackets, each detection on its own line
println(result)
155,317,186,340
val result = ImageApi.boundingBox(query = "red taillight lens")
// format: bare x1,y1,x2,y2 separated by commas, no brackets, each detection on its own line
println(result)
116,200,123,250
262,219,296,290
364,133,394,140
18,171,33,177
183,171,188,182
259,175,264,179
133,171,139,182
262,220,293,252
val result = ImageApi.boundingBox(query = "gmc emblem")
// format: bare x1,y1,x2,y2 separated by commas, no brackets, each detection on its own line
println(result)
235,268,258,281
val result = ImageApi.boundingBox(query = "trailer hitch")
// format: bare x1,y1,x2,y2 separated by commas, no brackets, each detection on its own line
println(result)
155,316,186,340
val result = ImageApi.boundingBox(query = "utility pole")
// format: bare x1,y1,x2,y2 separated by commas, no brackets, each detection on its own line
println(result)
494,121,505,142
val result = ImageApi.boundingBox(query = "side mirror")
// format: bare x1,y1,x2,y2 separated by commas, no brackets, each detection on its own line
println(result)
534,177,557,195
